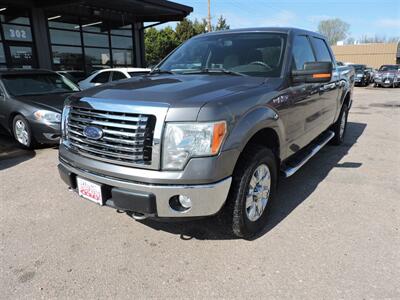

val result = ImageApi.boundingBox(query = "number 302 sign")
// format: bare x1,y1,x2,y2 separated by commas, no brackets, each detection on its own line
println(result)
9,28,27,40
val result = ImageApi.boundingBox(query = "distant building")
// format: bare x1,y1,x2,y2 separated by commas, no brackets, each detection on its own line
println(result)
332,42,399,68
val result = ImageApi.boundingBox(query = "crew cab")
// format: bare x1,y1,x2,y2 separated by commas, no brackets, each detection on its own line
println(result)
58,28,354,238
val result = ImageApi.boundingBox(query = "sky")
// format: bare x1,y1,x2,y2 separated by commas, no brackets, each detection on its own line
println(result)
166,0,400,40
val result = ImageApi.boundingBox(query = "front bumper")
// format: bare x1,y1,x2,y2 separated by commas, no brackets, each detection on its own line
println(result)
29,120,61,144
58,160,232,218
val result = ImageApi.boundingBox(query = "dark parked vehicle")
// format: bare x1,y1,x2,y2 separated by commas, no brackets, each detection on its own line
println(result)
365,67,375,83
58,28,354,238
350,64,370,86
0,69,80,148
57,70,87,85
374,64,400,87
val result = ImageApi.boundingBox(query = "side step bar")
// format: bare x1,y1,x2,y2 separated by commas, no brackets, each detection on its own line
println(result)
282,131,335,178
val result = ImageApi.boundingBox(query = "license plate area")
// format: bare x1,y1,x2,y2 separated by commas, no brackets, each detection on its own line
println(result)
77,177,104,205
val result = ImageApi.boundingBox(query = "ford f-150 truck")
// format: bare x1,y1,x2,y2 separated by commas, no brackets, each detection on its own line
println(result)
58,28,354,238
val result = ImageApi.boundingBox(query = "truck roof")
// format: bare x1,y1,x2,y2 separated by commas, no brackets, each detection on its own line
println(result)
198,27,327,40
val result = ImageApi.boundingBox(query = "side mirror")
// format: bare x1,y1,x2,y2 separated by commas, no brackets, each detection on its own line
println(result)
292,62,332,83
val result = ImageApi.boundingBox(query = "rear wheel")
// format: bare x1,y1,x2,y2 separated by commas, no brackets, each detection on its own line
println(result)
331,104,348,145
224,146,277,239
12,115,35,149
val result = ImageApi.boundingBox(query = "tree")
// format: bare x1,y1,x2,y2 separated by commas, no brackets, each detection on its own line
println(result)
215,15,230,31
318,18,350,45
175,18,196,43
193,18,208,35
144,26,179,67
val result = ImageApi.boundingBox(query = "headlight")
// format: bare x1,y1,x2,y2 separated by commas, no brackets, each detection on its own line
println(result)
61,105,71,140
34,110,61,123
162,121,227,170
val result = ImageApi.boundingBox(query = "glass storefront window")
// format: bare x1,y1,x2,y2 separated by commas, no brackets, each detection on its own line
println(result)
2,24,32,42
83,32,109,47
0,11,30,25
110,25,132,36
0,43,5,63
48,20,80,31
81,21,107,34
111,35,133,49
112,49,132,66
85,47,110,66
9,46,34,69
49,29,81,45
52,45,84,70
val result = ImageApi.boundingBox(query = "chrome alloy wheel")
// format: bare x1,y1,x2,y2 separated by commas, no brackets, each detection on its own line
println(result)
339,111,347,139
245,164,271,222
15,120,29,146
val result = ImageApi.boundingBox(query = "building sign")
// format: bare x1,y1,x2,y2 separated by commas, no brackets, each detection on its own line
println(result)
2,24,32,42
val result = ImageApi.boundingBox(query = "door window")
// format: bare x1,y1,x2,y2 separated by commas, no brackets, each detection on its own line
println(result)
311,37,332,62
111,71,127,81
292,35,315,70
91,71,111,83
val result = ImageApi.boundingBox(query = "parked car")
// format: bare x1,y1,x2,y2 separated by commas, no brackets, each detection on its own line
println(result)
57,70,87,85
0,69,80,148
78,68,150,90
349,64,370,86
374,64,400,87
58,27,354,238
365,67,375,83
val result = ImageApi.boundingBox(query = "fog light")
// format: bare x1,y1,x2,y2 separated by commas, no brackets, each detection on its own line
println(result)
178,195,192,209
169,195,192,212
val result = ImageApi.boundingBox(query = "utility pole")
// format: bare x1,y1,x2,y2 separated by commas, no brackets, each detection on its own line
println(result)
207,0,212,32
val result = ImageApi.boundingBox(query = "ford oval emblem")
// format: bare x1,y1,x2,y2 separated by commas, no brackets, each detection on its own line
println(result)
83,126,103,140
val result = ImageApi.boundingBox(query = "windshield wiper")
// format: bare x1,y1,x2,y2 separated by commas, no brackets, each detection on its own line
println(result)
149,68,174,75
182,68,245,76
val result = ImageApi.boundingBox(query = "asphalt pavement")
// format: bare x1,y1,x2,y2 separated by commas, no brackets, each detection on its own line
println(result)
0,87,399,299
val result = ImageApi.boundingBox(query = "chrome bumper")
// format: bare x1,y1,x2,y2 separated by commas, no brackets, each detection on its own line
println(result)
59,160,232,218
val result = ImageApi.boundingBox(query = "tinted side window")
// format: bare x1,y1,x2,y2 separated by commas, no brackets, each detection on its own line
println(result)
292,35,315,70
111,71,127,81
91,71,110,83
312,37,332,62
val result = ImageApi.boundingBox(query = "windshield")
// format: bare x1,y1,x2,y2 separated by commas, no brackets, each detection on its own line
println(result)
379,65,399,72
351,65,365,72
2,73,80,96
158,33,287,77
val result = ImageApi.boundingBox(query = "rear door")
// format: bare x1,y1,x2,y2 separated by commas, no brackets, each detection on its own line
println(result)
110,71,128,82
310,36,340,127
286,34,321,153
90,71,111,87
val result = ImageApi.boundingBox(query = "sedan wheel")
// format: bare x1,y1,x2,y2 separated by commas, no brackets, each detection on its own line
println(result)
13,115,34,148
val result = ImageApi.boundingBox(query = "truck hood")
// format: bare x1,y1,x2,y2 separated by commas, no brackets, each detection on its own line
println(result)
14,92,73,113
73,74,265,109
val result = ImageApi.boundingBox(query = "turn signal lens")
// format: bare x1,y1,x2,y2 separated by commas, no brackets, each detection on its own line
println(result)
211,121,227,154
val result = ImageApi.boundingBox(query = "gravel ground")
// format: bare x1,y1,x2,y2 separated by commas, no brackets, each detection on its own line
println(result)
0,87,399,299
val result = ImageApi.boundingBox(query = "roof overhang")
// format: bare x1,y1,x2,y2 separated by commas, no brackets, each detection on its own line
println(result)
0,0,193,22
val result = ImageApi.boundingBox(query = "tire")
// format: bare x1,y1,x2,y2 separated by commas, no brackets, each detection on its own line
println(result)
223,146,277,239
12,115,35,149
331,104,348,145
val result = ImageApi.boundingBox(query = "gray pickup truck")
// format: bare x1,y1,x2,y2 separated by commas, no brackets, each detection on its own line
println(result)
58,27,354,238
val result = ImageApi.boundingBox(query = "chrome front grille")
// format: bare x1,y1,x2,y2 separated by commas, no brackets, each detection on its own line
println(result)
67,106,156,167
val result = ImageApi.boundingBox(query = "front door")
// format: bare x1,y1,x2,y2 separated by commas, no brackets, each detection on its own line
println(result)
4,42,37,69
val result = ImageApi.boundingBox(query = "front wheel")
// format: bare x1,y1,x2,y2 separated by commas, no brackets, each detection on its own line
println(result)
13,115,35,149
224,146,277,239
